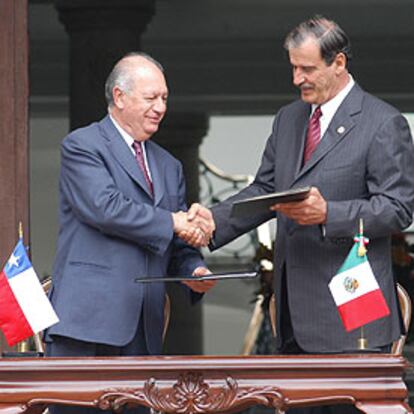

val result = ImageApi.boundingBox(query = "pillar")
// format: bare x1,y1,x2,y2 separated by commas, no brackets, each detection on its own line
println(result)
0,0,29,353
54,0,155,130
154,112,210,354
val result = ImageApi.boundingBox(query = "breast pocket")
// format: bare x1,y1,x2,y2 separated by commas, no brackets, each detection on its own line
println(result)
322,160,365,199
69,261,111,269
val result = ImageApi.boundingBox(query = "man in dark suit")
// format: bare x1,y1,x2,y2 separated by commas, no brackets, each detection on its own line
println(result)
45,52,215,414
185,16,414,413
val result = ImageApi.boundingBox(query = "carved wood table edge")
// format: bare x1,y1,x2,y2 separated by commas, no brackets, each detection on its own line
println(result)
0,354,411,414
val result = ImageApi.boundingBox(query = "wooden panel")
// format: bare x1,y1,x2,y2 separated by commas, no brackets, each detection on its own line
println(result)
0,0,29,352
0,354,410,414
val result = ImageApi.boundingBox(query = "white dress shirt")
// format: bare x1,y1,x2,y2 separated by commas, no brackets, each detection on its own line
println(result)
109,114,152,180
311,74,355,140
310,75,355,237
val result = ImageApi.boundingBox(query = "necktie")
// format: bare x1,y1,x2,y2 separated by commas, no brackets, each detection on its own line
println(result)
132,141,153,196
303,106,322,165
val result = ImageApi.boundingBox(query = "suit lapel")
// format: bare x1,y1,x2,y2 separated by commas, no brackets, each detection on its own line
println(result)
146,141,165,206
99,116,154,199
295,84,363,180
292,104,311,181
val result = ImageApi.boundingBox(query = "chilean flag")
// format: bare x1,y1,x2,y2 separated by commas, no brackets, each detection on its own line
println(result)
329,237,390,332
0,239,58,346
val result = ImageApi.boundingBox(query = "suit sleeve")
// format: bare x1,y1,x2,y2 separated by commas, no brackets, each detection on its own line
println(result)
165,162,206,304
60,131,174,256
326,113,414,238
210,119,278,250
167,163,206,276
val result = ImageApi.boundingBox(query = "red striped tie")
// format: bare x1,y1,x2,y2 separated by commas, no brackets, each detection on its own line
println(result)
303,106,322,165
132,141,154,196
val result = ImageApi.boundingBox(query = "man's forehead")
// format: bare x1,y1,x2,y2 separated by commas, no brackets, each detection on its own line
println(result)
139,84,169,95
288,38,323,63
133,76,168,94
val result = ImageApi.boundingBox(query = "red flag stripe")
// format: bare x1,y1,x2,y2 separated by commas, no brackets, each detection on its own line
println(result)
337,289,390,332
0,271,33,346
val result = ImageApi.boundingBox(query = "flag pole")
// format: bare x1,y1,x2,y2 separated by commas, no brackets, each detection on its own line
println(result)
16,221,29,353
18,221,23,240
358,326,368,350
357,218,368,350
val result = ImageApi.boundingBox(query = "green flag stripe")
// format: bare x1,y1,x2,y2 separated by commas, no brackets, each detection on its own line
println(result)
337,243,367,274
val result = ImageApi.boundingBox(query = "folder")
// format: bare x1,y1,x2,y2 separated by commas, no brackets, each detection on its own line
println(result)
134,271,258,283
231,186,311,218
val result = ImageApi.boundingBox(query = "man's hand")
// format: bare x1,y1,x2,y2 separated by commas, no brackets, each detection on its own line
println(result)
173,204,216,248
181,266,216,293
172,211,208,247
270,186,327,225
187,203,216,238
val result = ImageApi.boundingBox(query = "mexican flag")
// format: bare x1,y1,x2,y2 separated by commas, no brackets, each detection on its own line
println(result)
328,237,390,332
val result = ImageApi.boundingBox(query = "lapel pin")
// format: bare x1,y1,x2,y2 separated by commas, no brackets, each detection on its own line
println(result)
337,126,345,134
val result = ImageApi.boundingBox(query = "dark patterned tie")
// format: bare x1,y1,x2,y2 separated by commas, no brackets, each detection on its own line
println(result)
303,106,322,165
132,141,153,196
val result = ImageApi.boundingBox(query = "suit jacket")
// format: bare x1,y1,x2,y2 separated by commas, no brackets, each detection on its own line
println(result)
211,83,414,353
46,116,204,354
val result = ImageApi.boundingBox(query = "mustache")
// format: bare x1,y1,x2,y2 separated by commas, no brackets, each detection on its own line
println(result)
299,82,314,90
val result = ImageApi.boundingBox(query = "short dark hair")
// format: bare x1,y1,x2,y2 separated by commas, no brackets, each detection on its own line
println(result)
105,52,164,107
284,16,352,68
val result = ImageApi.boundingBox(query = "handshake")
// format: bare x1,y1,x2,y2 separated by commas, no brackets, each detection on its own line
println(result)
172,203,216,248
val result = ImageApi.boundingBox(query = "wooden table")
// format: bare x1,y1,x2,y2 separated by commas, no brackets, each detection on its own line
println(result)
0,354,411,414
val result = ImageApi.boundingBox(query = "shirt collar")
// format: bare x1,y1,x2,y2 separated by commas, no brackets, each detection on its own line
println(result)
312,74,355,116
109,113,146,154
311,74,355,139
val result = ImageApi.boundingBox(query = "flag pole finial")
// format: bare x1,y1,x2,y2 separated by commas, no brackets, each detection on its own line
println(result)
18,222,23,240
357,218,367,257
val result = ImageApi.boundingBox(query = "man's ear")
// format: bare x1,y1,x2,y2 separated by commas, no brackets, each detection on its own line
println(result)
334,52,347,74
112,86,125,109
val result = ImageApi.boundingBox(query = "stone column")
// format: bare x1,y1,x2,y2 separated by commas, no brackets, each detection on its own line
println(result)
154,112,209,206
0,0,29,353
54,0,155,130
154,112,210,355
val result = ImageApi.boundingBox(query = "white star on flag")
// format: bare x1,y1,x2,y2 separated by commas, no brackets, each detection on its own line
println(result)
7,254,20,269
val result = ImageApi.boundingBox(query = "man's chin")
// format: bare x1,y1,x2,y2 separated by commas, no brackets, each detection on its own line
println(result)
300,92,316,104
146,124,160,135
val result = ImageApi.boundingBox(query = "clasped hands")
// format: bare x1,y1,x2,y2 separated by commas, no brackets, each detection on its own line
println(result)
172,203,215,248
172,187,327,248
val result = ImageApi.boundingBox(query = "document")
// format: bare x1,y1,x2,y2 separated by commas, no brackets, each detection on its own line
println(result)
231,186,311,218
135,271,258,283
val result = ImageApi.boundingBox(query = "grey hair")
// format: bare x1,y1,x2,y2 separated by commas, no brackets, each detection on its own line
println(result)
105,52,165,107
284,16,352,68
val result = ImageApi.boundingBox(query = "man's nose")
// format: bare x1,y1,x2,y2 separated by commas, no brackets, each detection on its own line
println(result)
293,69,304,86
153,97,167,113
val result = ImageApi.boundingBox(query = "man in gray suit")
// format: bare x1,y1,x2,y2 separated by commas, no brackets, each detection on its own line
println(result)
45,52,215,414
185,16,414,413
